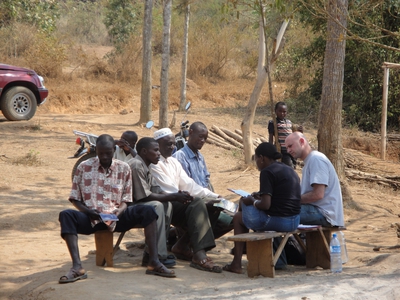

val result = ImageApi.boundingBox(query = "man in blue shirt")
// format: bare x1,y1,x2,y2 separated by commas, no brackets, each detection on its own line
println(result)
173,122,233,238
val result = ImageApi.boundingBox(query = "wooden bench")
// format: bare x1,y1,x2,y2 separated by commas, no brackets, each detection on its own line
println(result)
227,226,346,278
94,231,126,267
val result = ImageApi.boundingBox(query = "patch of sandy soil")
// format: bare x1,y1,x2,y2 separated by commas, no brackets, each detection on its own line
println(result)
1,108,400,300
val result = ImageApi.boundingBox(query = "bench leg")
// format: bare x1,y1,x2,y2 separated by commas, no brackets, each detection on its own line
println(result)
95,230,114,267
246,239,275,278
305,229,331,269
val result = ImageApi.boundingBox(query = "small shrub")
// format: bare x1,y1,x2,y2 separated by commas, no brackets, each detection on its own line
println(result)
12,150,42,166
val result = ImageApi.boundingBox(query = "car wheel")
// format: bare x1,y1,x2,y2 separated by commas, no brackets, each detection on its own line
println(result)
0,86,37,121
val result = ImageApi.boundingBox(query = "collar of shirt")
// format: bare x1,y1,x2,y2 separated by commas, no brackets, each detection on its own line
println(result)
182,143,199,160
93,157,117,175
135,154,150,174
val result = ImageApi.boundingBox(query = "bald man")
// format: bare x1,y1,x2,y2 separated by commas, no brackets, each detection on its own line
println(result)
285,132,344,227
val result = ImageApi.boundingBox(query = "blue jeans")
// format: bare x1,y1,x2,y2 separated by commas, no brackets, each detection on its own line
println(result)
300,204,332,227
242,205,300,232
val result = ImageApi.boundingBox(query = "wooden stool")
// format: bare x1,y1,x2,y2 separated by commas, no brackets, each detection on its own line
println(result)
94,230,126,267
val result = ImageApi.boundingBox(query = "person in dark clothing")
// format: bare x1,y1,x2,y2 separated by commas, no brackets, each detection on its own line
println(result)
223,142,301,274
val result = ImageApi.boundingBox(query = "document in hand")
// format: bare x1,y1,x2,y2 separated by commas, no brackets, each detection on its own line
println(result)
227,188,251,197
213,198,238,215
100,213,119,222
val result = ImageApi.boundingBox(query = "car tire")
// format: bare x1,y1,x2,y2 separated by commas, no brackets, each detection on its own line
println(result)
0,86,37,121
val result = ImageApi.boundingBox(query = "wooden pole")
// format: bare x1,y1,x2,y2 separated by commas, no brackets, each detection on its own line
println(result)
381,66,389,160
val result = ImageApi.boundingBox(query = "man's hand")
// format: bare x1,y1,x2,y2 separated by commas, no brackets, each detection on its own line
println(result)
116,138,130,150
240,195,255,206
87,209,101,220
174,190,193,204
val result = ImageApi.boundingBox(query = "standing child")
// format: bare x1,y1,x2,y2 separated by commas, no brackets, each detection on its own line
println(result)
268,102,303,168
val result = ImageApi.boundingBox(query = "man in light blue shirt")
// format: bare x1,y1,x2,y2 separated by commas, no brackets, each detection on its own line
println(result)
285,132,344,227
173,122,233,238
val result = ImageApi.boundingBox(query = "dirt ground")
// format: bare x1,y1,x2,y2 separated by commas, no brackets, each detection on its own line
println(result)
1,106,400,300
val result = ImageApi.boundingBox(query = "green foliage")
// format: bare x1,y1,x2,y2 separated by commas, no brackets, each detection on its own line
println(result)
0,0,60,34
57,0,109,45
289,0,400,131
104,0,142,50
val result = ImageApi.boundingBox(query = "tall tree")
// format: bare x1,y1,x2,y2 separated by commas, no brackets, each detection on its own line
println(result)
140,0,153,123
179,1,190,111
317,0,351,200
159,0,173,128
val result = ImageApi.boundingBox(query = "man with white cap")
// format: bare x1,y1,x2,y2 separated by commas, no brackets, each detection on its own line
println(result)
149,128,222,273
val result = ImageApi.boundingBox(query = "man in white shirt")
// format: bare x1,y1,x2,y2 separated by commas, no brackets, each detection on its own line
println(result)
285,132,345,227
149,128,222,273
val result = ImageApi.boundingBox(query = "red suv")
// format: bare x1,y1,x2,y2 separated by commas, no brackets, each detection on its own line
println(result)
0,63,48,121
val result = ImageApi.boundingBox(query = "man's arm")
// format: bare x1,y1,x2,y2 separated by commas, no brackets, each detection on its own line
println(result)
301,184,325,204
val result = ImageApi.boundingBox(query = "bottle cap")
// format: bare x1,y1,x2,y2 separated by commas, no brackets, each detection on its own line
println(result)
333,233,337,238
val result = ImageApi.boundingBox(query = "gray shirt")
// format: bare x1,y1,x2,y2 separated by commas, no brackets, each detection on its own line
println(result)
301,151,344,226
129,156,162,202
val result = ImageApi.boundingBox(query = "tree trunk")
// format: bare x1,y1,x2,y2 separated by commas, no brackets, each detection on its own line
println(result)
317,0,352,201
139,0,153,123
159,0,172,128
241,18,267,164
179,2,190,111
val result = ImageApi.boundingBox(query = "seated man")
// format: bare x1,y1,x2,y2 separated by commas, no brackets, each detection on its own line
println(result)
114,130,138,162
285,132,344,227
173,121,233,238
129,137,193,267
149,128,222,273
58,134,175,284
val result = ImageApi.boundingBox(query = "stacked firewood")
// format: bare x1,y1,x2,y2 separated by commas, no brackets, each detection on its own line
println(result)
207,125,268,150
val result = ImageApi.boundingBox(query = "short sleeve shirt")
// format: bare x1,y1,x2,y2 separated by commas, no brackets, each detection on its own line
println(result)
259,162,301,216
268,118,293,152
129,155,162,202
301,151,345,226
70,157,132,225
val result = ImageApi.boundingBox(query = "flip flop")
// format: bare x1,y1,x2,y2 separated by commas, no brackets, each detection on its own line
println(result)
222,264,244,274
146,264,176,278
59,268,87,284
190,257,222,273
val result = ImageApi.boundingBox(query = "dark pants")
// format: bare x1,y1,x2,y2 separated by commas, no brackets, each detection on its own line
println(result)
171,198,216,253
59,205,157,237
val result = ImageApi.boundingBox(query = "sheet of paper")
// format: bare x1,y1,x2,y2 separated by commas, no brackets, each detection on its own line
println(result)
227,188,251,197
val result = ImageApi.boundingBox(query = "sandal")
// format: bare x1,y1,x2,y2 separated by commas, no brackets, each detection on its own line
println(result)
222,264,244,274
146,264,176,278
190,257,222,273
59,268,87,284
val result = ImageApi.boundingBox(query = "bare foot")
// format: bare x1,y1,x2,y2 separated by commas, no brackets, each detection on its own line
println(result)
222,264,244,274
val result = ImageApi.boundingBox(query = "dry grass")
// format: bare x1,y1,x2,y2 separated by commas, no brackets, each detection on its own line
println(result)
12,150,42,166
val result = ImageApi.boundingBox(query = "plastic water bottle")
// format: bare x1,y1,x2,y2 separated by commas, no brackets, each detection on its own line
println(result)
330,233,342,273
337,231,348,264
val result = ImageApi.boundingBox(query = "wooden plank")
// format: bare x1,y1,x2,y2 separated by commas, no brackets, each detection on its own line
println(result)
227,232,287,242
95,230,114,267
246,239,275,278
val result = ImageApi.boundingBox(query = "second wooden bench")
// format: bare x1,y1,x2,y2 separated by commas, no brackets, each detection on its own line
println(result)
227,226,346,278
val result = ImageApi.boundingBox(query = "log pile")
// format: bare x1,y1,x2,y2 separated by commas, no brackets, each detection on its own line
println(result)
207,125,265,150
